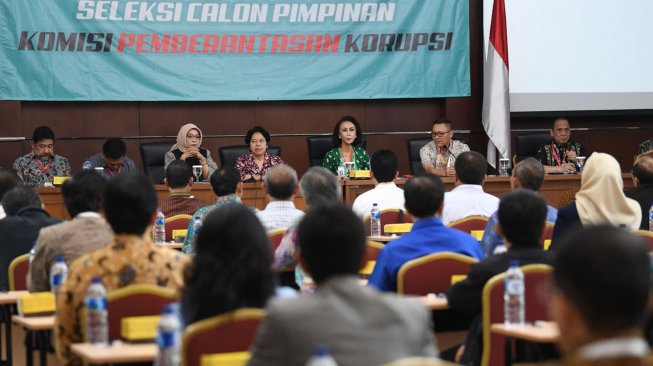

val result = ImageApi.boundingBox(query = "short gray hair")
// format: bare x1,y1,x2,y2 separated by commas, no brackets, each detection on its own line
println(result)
300,167,341,207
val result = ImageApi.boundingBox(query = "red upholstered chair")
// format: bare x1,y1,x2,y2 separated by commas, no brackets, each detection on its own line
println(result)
366,240,384,262
267,229,286,252
8,253,30,291
165,214,193,242
397,252,478,296
636,230,653,252
481,264,552,366
181,308,265,366
448,215,489,234
363,208,413,236
105,284,179,342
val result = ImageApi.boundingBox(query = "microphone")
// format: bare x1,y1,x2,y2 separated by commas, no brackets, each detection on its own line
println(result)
441,144,458,160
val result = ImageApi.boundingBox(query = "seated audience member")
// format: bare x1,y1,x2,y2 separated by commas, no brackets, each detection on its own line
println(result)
158,160,209,217
637,138,653,157
351,150,405,219
256,165,304,232
0,186,60,291
164,123,218,181
420,118,470,177
0,168,22,220
626,154,653,230
322,116,370,175
442,151,499,224
82,138,137,177
536,117,587,174
368,173,483,293
28,170,113,292
55,174,189,366
552,226,652,366
13,126,72,186
235,126,284,182
181,204,276,326
183,166,251,253
447,189,553,365
550,153,640,249
481,158,558,256
247,205,437,366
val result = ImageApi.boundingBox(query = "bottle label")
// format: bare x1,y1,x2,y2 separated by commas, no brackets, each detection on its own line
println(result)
157,331,176,348
51,272,64,287
505,279,523,295
86,296,107,311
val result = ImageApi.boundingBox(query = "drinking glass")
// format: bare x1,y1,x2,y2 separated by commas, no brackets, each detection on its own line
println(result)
499,158,510,177
576,156,586,172
192,165,202,182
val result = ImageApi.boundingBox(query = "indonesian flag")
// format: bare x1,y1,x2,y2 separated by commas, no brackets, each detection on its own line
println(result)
482,0,510,168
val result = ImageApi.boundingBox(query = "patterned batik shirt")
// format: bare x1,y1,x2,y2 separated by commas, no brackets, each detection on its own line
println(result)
234,152,284,181
535,141,586,167
419,140,470,169
322,147,370,174
54,234,189,366
13,152,71,186
638,139,653,156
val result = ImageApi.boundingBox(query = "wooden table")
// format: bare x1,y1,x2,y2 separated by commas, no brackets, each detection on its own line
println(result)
419,295,449,311
71,342,157,364
368,235,400,243
490,322,559,343
12,315,55,366
156,242,183,250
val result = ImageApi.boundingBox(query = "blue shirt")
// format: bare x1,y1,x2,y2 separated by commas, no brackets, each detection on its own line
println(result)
368,217,484,292
481,205,558,257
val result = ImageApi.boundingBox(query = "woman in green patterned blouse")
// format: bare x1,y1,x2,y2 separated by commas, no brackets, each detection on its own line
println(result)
322,115,370,176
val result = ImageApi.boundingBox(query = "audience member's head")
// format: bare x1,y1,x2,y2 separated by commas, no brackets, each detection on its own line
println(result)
632,154,653,186
0,168,22,203
403,173,445,219
209,166,241,197
299,166,341,208
455,151,487,185
550,117,571,145
511,158,546,191
370,150,398,183
181,203,275,325
552,226,650,355
497,189,547,248
263,165,297,200
61,170,108,217
3,186,42,216
165,160,193,189
103,174,157,235
101,138,127,171
298,205,366,284
31,126,56,158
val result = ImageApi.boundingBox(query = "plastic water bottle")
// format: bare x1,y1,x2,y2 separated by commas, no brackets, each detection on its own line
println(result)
306,345,338,366
155,303,181,366
648,202,653,231
50,256,68,297
154,210,166,244
370,203,381,237
191,214,202,253
337,164,346,179
85,277,108,345
504,260,525,327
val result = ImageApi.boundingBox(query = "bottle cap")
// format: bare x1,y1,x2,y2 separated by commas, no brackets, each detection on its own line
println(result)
509,260,519,268
91,277,102,284
55,256,65,263
312,345,330,356
372,203,378,206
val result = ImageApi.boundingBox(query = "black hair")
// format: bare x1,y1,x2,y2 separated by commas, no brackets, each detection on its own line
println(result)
165,160,193,189
3,186,42,216
498,189,547,248
632,154,653,185
331,115,363,148
210,166,240,196
298,204,366,283
455,151,487,185
245,126,271,144
403,173,444,219
552,117,569,129
263,165,297,200
513,158,545,191
181,203,276,325
32,126,55,143
61,170,108,217
431,118,453,131
103,174,157,235
553,225,650,333
0,168,22,202
370,150,398,183
299,166,341,207
102,138,127,160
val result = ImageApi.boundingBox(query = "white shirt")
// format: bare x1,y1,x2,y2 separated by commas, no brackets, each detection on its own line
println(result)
256,201,304,232
577,337,649,360
351,182,405,219
442,184,499,225
0,205,5,220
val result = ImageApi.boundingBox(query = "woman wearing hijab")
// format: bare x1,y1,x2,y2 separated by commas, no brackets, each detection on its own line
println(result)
235,126,284,182
550,152,641,250
164,123,218,181
322,115,369,176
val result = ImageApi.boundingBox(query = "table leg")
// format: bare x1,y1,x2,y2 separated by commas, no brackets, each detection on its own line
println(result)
25,329,33,366
0,305,12,366
37,331,47,366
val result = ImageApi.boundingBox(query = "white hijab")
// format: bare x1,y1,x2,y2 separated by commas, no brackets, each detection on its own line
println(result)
170,123,203,153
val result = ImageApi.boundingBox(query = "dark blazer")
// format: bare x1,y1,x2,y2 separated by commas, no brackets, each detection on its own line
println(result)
625,183,653,230
549,202,582,251
0,206,61,291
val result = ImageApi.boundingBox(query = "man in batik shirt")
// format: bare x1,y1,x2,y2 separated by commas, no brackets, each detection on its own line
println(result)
419,118,470,177
536,117,587,174
13,126,71,186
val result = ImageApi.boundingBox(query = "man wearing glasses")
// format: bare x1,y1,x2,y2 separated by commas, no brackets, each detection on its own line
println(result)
419,118,470,177
13,126,71,186
536,117,587,174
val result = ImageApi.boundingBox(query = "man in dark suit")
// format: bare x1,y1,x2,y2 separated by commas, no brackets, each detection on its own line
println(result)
626,153,653,230
552,226,652,366
447,189,553,365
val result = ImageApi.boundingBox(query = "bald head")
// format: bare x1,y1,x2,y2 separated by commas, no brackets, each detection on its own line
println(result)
632,154,653,185
263,165,298,200
512,158,545,191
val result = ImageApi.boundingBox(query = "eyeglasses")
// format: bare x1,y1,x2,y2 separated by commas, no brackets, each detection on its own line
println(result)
186,134,200,140
431,131,451,138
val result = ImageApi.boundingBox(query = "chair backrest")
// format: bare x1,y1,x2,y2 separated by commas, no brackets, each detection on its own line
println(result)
448,215,489,233
397,252,478,295
514,131,552,162
542,222,554,246
165,214,193,243
219,146,282,167
267,229,286,252
105,284,179,342
306,135,367,167
8,253,30,291
366,240,384,261
363,208,413,236
140,141,174,184
182,308,265,366
481,264,552,366
636,230,653,252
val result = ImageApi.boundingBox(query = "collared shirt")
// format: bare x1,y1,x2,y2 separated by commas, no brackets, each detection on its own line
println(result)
481,205,558,256
55,234,189,366
0,205,5,220
351,182,405,219
577,337,649,360
256,201,304,233
419,140,470,169
368,217,484,292
82,153,138,178
442,184,500,225
13,152,71,186
158,192,209,217
322,146,370,174
235,152,284,181
536,140,586,167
